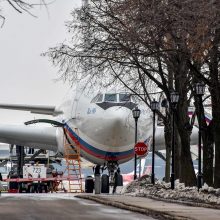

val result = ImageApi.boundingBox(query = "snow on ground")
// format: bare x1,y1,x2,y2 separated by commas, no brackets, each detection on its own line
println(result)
121,175,220,205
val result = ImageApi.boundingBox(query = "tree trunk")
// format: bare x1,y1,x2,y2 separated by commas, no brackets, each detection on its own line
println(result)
176,111,197,186
209,29,220,188
203,122,214,186
174,55,197,186
203,141,214,186
211,94,220,188
212,104,220,188
174,92,197,186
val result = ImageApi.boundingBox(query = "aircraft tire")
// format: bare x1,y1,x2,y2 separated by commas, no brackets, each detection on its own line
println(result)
101,174,109,193
85,176,94,193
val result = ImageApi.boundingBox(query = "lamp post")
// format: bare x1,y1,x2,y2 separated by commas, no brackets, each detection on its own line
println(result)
150,99,159,184
170,91,179,190
132,106,141,180
195,82,205,190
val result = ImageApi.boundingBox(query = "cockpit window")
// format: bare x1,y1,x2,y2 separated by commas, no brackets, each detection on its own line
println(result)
119,93,130,102
104,94,117,102
96,94,103,102
92,92,137,110
91,94,103,103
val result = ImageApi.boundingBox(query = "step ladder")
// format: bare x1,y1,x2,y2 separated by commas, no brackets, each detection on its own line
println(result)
63,128,83,193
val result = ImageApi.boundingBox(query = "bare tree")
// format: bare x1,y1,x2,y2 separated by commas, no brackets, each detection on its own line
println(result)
178,0,220,187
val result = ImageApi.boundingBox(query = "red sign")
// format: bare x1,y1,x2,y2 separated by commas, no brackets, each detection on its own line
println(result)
134,142,148,156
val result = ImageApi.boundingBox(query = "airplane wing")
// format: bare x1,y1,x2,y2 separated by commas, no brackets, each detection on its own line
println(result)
0,124,58,152
0,104,63,116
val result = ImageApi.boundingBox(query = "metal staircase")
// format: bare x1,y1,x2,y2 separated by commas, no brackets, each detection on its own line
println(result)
63,128,83,193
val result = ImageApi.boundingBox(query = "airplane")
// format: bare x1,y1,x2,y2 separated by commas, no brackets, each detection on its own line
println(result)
0,85,200,193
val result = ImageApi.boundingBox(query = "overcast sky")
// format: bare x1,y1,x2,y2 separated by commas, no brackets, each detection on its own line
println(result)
0,0,81,124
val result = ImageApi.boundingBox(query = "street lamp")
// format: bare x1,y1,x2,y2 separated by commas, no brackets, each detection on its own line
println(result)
150,99,159,184
132,106,141,180
170,91,179,190
195,82,205,190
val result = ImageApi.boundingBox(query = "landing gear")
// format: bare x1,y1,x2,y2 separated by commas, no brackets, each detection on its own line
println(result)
107,162,123,194
85,162,123,194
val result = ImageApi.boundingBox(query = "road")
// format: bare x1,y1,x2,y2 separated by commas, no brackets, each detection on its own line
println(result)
0,193,156,220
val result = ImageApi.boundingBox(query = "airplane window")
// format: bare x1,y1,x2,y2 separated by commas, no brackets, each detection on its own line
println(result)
96,94,103,102
91,94,99,103
104,94,117,102
91,94,103,103
119,94,130,102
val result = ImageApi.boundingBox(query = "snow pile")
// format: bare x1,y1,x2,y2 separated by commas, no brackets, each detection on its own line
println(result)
121,175,220,206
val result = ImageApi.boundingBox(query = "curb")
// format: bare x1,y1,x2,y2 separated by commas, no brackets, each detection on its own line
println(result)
75,194,194,220
135,194,220,210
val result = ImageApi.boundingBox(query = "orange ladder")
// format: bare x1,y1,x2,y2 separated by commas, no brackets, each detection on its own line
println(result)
63,128,83,193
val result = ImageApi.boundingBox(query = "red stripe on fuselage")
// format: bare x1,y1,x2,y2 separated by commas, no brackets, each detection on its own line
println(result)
65,129,134,161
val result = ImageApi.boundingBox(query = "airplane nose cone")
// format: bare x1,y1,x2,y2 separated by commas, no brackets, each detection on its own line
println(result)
78,106,152,149
98,107,134,147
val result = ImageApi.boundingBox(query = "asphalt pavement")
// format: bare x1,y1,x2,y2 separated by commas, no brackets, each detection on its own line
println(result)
0,193,156,220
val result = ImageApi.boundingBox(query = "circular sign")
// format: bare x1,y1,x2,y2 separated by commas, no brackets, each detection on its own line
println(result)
134,142,148,156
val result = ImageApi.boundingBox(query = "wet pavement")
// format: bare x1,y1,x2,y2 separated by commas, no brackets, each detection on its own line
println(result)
0,193,156,220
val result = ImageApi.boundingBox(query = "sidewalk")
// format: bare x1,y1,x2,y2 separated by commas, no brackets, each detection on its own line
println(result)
76,194,220,220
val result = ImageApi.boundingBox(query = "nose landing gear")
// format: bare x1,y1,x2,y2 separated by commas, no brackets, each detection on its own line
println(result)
101,162,123,194
85,162,123,194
